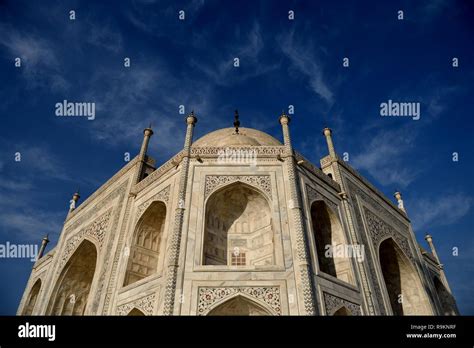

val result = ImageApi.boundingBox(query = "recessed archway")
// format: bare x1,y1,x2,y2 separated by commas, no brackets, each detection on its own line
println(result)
207,295,273,316
203,182,275,266
379,238,431,315
310,200,354,284
333,306,351,316
47,239,98,315
22,279,41,315
124,201,166,286
127,308,145,316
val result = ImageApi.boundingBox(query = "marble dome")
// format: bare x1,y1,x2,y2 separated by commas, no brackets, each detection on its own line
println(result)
192,127,282,147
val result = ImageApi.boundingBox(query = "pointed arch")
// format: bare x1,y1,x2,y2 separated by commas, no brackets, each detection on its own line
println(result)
207,294,273,316
202,182,275,266
378,238,431,315
124,201,166,286
333,306,351,316
310,200,355,284
22,279,42,315
433,276,457,315
47,239,98,315
127,308,146,316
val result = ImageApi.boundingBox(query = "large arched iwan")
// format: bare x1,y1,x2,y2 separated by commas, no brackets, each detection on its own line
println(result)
22,279,41,315
310,200,354,284
203,182,275,267
47,239,98,315
123,201,166,286
378,238,432,315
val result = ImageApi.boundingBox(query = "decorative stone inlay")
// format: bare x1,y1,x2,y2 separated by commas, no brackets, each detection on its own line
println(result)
90,180,128,312
66,185,127,235
116,293,156,316
163,122,195,315
67,159,138,220
204,175,272,199
58,209,112,272
346,179,412,315
320,155,334,167
191,146,285,157
364,208,415,263
136,185,170,220
323,292,361,315
306,184,338,212
101,186,133,313
197,287,281,315
134,150,185,194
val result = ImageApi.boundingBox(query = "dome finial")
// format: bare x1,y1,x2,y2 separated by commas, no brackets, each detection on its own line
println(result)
233,109,240,134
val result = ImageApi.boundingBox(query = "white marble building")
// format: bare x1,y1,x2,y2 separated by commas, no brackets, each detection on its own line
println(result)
18,111,458,316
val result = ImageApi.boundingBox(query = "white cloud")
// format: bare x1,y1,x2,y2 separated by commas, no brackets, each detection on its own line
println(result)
0,209,63,241
0,179,33,191
86,21,123,53
351,126,420,188
409,193,472,231
190,21,279,86
127,0,206,38
0,183,64,242
0,141,89,184
278,30,334,106
21,146,72,181
0,26,70,92
78,61,217,155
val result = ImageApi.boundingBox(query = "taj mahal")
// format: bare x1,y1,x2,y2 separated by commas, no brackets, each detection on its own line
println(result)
18,111,458,316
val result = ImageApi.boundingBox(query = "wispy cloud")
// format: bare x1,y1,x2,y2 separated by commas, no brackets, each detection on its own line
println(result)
351,125,420,188
278,29,334,106
79,61,216,155
421,0,452,20
24,146,73,181
0,25,70,92
127,0,206,38
0,147,67,241
190,21,279,86
85,20,123,53
0,207,63,241
0,141,89,184
409,193,472,231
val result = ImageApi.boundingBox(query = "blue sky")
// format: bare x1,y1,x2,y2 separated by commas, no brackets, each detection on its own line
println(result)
0,0,472,315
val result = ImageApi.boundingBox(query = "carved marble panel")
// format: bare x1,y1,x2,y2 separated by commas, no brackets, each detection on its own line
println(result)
197,287,281,315
135,185,170,220
191,146,285,156
66,181,127,233
323,292,361,315
116,293,156,316
346,179,412,315
306,184,338,212
90,180,129,312
204,175,272,199
364,208,415,263
58,209,112,272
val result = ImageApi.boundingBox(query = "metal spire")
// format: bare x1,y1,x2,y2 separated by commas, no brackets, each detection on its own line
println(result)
233,109,240,134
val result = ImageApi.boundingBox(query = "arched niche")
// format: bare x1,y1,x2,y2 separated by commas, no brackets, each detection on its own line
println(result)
47,239,98,315
22,279,41,315
433,277,457,315
379,238,431,315
207,295,273,316
333,306,351,316
127,308,145,316
124,201,166,286
310,200,354,284
203,182,275,266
